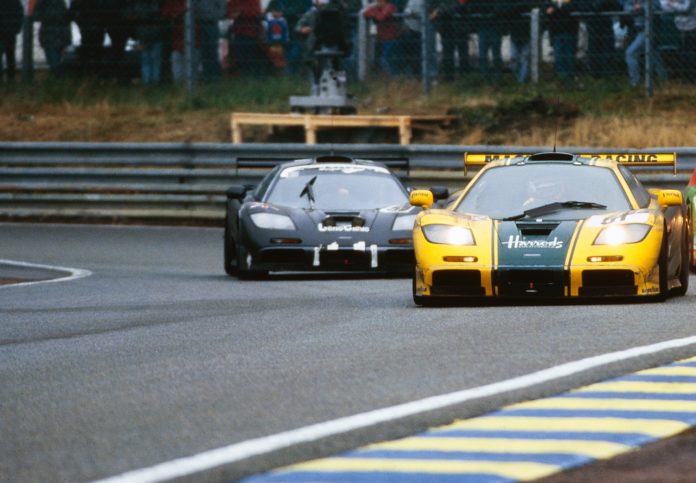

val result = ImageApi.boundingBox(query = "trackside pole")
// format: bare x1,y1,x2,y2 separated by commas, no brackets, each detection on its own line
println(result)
530,8,540,84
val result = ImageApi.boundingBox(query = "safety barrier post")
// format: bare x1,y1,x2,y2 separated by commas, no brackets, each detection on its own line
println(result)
530,8,540,84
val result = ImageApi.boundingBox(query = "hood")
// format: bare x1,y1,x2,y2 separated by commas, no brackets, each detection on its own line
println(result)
497,220,578,268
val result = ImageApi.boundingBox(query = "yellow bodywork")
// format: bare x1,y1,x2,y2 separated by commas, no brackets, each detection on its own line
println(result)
413,153,682,300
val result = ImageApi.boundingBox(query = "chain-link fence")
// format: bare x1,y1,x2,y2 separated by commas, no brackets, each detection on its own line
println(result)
2,0,695,95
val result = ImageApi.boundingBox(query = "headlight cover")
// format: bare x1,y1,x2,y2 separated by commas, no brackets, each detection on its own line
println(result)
250,213,296,230
593,224,651,245
422,224,475,245
392,214,417,231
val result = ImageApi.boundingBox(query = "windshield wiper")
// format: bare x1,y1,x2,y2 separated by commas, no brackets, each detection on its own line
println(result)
502,201,607,221
299,175,317,208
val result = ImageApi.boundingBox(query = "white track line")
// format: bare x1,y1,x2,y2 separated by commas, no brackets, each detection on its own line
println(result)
95,335,696,483
0,259,92,288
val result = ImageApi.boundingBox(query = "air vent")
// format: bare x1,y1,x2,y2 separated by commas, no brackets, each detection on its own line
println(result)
516,222,559,237
314,155,354,164
527,152,575,161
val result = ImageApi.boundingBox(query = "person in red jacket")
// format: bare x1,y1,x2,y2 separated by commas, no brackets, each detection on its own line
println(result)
363,0,405,76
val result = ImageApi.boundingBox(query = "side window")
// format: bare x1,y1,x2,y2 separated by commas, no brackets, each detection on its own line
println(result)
618,164,651,208
255,166,281,200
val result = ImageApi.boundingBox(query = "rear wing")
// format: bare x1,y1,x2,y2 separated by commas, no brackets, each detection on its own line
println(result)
463,152,677,175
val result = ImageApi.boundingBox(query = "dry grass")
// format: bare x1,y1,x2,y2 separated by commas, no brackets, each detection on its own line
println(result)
1,77,696,147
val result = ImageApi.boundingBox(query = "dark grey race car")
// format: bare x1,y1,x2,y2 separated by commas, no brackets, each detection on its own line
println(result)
224,155,440,278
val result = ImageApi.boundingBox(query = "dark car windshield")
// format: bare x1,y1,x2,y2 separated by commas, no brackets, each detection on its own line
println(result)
455,163,631,219
265,165,408,210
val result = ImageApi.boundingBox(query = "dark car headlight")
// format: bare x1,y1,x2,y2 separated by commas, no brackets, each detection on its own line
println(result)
250,213,296,230
392,214,417,231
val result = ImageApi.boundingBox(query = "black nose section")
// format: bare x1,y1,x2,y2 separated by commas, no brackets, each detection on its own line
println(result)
322,214,366,227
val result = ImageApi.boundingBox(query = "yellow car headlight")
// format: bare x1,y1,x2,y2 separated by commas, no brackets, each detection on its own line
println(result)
422,224,475,245
593,224,651,245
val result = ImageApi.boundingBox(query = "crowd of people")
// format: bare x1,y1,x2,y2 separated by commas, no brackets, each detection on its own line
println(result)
0,0,695,86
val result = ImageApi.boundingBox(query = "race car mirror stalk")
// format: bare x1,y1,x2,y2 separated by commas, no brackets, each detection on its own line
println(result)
654,189,683,208
409,190,434,209
226,185,247,201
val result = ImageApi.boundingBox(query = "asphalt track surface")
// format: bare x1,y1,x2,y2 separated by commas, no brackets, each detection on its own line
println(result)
1,223,695,483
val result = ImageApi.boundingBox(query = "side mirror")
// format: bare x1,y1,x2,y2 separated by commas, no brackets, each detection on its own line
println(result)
430,186,450,201
655,189,683,207
226,185,247,201
410,189,434,208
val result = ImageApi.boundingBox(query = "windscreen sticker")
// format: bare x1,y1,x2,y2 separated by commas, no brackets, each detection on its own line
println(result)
586,211,651,227
280,164,389,178
380,205,416,214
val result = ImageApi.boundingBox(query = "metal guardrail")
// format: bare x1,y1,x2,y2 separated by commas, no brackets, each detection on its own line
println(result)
1,142,694,225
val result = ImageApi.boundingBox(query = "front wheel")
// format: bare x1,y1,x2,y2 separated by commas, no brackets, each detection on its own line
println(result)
412,269,425,306
412,268,440,306
672,218,690,296
655,228,669,302
236,242,268,280
689,205,696,272
223,214,238,276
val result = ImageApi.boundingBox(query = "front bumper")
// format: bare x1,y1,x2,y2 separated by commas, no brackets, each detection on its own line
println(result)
415,263,660,299
248,244,414,273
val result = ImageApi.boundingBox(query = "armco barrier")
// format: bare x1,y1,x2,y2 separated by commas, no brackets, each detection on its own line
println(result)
1,143,693,225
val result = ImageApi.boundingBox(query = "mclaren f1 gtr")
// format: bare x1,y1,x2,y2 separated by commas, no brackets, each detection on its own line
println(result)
224,155,426,278
410,152,690,304
686,167,696,271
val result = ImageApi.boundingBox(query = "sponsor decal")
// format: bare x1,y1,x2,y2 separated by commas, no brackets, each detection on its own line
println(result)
586,211,651,227
588,154,672,164
318,224,370,233
281,164,388,178
502,235,564,249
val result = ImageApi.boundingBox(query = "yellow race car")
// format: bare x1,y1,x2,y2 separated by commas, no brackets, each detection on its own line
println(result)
410,152,690,305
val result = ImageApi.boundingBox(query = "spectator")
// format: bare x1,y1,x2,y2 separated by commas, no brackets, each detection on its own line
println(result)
69,0,131,79
660,0,696,82
126,0,166,85
227,0,268,76
545,0,580,82
363,0,406,76
69,0,101,76
297,0,351,79
0,0,23,82
622,0,668,87
265,0,312,75
196,0,226,80
576,0,622,77
162,0,200,83
340,0,363,79
401,0,426,78
264,8,289,75
505,0,537,83
101,0,131,80
297,0,351,51
430,0,470,82
33,0,72,78
469,0,503,81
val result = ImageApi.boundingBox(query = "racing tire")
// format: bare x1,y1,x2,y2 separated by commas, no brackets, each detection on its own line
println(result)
412,269,440,307
654,228,669,302
689,205,696,273
223,213,238,277
672,218,690,296
412,270,425,306
236,242,268,280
